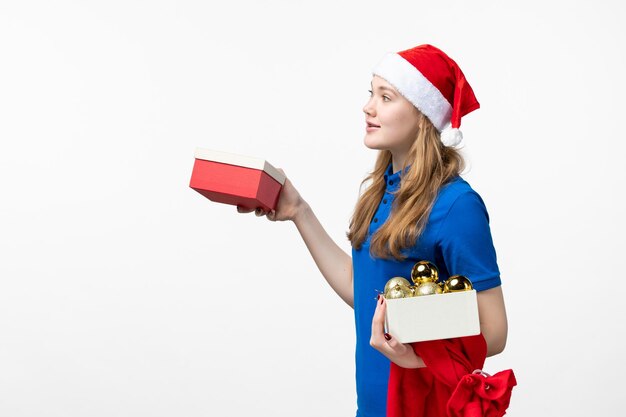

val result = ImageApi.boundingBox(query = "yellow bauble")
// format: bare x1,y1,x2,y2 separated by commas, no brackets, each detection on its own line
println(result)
413,281,443,296
443,275,473,292
386,283,413,299
384,277,412,295
411,260,439,285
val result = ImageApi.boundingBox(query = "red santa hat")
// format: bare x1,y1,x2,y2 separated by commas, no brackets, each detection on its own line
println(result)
372,44,480,147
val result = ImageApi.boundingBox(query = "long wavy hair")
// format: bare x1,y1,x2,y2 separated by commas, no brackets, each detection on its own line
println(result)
347,112,465,260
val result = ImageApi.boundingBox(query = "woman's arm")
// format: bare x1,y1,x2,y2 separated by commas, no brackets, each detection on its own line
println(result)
238,169,354,308
477,285,508,356
436,191,508,356
370,285,508,367
292,202,354,307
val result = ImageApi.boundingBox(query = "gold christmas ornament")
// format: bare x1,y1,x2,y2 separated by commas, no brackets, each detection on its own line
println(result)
411,260,439,285
384,277,412,295
413,281,443,296
385,283,413,299
443,275,473,293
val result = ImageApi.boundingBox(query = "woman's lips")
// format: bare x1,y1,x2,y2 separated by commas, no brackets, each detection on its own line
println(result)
366,125,380,132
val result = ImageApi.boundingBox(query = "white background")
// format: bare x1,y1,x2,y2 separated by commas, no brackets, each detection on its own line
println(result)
1,1,624,416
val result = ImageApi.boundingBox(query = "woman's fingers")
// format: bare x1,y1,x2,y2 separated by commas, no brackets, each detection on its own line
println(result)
235,167,298,222
236,205,279,222
370,296,389,350
383,332,408,354
236,205,255,213
256,208,277,221
370,297,408,357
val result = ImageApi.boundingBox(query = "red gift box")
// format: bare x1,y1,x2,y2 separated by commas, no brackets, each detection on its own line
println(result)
189,148,286,211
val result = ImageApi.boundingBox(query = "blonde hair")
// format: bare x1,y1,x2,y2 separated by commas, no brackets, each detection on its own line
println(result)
347,112,465,260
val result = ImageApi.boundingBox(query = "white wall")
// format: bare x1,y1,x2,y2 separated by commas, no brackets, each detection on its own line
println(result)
1,1,624,416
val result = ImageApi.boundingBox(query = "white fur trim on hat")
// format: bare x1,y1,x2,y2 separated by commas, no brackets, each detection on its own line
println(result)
372,52,452,132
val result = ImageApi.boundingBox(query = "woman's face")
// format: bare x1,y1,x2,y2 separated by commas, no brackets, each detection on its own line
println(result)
363,75,421,155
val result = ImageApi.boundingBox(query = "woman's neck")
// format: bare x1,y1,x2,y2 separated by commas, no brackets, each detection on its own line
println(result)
392,155,407,175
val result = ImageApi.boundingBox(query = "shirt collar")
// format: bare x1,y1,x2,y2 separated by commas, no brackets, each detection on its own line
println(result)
383,162,412,188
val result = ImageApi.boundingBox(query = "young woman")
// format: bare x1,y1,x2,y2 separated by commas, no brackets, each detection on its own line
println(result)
237,44,508,417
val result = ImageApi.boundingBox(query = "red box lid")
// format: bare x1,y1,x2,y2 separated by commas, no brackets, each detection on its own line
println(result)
193,148,285,185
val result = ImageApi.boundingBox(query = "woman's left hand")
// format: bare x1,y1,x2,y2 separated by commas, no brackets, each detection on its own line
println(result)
370,295,425,369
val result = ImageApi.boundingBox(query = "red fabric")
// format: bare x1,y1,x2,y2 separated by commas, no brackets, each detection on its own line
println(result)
397,44,480,129
447,369,517,417
387,334,516,417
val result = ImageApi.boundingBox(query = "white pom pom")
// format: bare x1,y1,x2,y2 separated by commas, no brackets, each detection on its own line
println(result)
440,127,463,147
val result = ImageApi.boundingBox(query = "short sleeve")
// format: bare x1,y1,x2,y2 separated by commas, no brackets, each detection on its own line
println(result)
436,191,501,291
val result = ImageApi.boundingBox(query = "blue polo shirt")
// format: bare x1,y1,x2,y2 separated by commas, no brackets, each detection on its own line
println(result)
351,162,501,417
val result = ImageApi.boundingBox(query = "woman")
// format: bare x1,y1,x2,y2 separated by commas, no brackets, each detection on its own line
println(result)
238,44,508,417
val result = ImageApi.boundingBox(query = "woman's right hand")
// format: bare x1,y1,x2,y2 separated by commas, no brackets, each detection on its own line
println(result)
236,168,306,222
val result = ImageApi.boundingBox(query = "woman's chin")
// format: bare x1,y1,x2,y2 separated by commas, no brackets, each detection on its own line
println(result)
363,137,384,150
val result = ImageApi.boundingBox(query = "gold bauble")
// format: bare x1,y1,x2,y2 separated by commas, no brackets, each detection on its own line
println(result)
413,281,443,296
411,260,439,285
385,283,413,299
384,277,412,295
443,275,473,292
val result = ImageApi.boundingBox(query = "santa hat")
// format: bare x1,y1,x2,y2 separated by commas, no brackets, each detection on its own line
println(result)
372,44,479,147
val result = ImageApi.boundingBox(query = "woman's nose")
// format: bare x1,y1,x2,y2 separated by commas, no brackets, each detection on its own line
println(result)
363,100,375,116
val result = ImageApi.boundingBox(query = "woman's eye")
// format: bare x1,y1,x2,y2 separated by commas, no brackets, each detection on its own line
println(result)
367,90,390,101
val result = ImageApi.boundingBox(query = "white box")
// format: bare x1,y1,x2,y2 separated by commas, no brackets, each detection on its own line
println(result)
385,290,480,343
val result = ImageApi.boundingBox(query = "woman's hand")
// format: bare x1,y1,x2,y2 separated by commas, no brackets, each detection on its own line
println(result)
236,168,307,222
370,295,425,369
